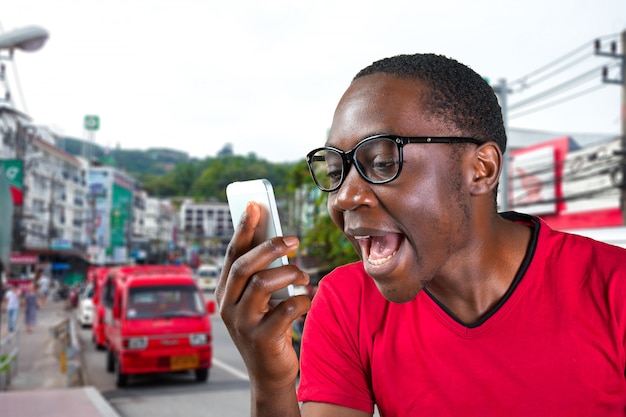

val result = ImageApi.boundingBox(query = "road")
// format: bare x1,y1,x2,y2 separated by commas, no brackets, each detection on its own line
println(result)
77,292,254,417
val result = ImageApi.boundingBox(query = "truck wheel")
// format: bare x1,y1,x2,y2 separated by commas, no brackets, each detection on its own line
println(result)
195,368,209,382
106,348,115,373
115,356,128,387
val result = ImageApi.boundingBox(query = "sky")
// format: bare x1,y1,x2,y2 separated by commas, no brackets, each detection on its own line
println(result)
2,0,625,163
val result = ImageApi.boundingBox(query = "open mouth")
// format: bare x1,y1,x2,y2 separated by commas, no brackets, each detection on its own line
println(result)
355,233,404,266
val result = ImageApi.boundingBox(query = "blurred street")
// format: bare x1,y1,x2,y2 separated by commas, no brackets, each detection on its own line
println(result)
0,298,120,417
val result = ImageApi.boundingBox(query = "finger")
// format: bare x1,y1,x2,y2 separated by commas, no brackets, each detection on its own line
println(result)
268,294,311,331
215,201,260,307
222,235,301,313
238,262,310,313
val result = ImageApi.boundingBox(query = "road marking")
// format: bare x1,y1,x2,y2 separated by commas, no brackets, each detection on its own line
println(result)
213,358,250,381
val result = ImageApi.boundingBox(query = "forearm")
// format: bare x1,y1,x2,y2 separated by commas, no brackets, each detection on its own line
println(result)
250,379,301,417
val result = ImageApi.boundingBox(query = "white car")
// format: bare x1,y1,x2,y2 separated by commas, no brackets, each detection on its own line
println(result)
195,265,220,292
76,284,94,328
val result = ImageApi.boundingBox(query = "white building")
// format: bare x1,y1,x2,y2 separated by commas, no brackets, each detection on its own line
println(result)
0,118,89,254
25,129,89,252
141,196,177,263
179,199,234,261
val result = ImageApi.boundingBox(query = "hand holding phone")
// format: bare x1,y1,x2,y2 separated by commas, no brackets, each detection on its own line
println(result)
226,179,296,305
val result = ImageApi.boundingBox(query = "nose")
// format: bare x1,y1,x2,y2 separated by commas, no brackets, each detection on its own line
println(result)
329,165,376,212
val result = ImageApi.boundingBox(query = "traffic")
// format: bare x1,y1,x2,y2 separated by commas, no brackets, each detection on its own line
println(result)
83,265,216,388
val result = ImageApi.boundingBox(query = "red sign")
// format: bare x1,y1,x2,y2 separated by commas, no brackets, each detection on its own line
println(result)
10,253,38,265
10,185,23,205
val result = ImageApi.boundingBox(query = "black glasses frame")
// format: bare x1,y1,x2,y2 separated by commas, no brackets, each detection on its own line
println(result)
306,134,482,192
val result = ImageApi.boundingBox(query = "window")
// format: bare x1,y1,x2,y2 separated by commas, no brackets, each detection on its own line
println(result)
126,285,205,319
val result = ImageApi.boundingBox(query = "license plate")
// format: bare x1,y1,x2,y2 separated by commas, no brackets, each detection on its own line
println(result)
170,354,199,371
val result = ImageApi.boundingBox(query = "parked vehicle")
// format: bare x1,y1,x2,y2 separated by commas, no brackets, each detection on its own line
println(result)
76,283,95,328
52,281,69,302
68,283,83,309
194,264,220,292
102,265,215,387
90,267,112,350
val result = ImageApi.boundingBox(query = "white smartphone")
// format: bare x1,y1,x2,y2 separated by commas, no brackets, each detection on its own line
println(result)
226,179,295,304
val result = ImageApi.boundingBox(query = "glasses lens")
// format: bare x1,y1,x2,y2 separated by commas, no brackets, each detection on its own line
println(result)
355,137,400,183
309,149,343,191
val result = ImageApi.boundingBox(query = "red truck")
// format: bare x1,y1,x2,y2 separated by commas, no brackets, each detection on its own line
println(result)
101,265,215,387
90,266,112,349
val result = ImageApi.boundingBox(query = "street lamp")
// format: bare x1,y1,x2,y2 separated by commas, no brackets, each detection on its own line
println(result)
0,25,49,54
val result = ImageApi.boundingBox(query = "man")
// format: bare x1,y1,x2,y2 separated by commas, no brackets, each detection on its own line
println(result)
3,284,20,332
216,54,626,416
35,268,51,306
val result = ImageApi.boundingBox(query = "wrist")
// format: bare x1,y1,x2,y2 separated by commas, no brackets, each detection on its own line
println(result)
250,379,300,417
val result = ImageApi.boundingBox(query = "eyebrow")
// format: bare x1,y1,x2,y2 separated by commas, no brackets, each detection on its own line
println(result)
324,131,397,148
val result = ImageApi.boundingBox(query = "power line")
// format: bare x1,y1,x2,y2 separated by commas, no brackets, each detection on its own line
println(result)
509,32,622,91
502,32,623,120
510,54,592,93
509,82,608,119
509,63,612,111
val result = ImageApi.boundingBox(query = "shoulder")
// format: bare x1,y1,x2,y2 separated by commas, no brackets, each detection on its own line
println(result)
319,262,369,290
316,262,381,305
310,262,389,327
529,218,626,306
539,219,626,268
504,211,626,267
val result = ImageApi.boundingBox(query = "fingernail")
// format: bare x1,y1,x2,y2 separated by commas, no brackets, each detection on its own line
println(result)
283,236,299,247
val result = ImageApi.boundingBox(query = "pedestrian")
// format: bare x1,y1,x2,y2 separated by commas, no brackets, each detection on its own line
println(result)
2,284,20,332
23,282,39,333
216,53,626,416
36,268,51,306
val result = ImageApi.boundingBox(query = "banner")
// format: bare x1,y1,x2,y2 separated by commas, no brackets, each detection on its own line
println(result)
0,159,24,205
0,164,13,268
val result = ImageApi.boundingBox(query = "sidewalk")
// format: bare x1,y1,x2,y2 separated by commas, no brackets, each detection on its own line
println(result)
0,298,121,417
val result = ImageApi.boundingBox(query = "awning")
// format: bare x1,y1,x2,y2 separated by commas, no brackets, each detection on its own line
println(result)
51,262,71,271
10,253,39,265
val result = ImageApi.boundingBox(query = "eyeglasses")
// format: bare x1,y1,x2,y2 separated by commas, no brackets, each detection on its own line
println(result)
306,134,481,192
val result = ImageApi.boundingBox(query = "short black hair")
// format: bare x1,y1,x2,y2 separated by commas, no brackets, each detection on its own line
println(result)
354,53,507,154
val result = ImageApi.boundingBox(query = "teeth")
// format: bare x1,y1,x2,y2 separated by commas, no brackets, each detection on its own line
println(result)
354,235,370,240
368,251,397,266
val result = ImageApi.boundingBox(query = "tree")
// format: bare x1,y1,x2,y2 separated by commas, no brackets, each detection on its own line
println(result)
300,191,361,271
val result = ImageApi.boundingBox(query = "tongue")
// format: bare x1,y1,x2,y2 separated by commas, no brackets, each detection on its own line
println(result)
368,234,402,261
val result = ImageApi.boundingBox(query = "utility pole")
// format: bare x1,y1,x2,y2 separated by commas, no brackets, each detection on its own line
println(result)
47,174,56,248
492,78,510,212
12,122,26,252
596,30,626,223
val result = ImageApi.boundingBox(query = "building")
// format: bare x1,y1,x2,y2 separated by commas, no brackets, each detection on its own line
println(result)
178,200,234,263
140,196,177,263
502,133,626,247
87,166,138,264
0,115,90,280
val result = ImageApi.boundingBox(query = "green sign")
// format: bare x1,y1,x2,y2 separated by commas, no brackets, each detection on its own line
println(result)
0,164,13,266
84,115,100,131
110,182,132,248
0,159,23,205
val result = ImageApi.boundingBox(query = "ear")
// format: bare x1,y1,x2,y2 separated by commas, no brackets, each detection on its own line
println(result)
469,142,502,196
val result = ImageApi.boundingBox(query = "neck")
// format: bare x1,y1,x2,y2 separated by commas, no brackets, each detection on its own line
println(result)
425,217,531,325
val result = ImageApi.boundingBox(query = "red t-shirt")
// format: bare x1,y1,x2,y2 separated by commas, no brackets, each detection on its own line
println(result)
298,213,626,416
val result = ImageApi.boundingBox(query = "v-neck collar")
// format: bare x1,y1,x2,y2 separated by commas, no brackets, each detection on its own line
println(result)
423,211,540,330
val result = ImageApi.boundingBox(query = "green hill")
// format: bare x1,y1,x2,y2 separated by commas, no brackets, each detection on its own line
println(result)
55,136,192,177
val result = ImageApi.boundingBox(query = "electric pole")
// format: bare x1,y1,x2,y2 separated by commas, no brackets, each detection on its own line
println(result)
492,78,510,212
595,30,626,223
